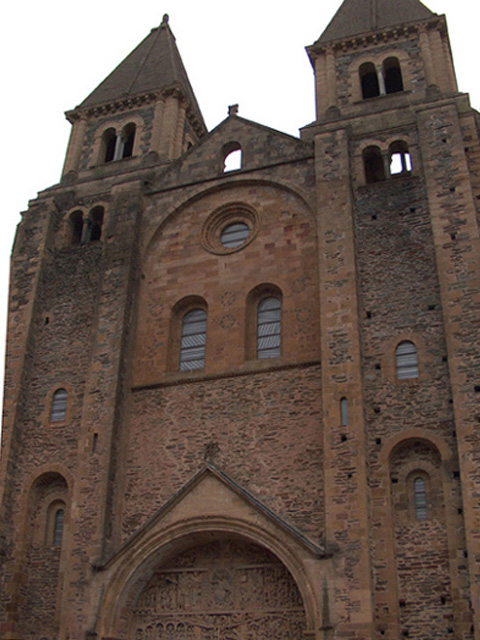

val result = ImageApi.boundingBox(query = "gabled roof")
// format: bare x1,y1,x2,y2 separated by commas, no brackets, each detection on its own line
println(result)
316,0,436,44
80,14,204,126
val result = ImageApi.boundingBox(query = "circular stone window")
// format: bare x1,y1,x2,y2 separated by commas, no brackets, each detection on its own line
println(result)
201,203,259,254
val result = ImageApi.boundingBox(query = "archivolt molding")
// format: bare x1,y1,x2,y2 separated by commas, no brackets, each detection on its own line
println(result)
143,177,315,257
96,516,323,639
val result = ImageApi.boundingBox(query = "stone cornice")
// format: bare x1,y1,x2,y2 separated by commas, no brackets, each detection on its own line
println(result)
65,84,207,138
307,15,447,60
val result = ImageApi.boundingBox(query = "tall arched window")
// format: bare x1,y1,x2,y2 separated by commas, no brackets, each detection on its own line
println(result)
50,389,67,422
395,341,419,380
52,507,65,546
70,211,84,245
363,146,386,184
383,57,404,94
122,123,136,158
88,206,104,242
413,477,427,520
179,309,207,371
103,128,117,163
389,140,412,176
257,297,281,359
359,62,380,99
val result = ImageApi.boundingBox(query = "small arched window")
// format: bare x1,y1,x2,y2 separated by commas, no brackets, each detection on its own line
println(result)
389,140,412,176
52,508,65,546
383,57,404,95
121,123,136,158
340,397,348,426
89,206,104,242
223,144,242,172
363,146,385,184
257,297,281,359
413,477,427,520
103,128,117,163
179,309,207,371
50,389,67,422
359,62,380,100
70,210,84,245
396,341,419,380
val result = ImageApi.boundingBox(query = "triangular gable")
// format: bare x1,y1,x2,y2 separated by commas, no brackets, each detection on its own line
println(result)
150,114,313,191
99,465,323,569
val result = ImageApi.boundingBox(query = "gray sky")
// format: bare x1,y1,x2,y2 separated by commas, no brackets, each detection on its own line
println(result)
1,0,479,408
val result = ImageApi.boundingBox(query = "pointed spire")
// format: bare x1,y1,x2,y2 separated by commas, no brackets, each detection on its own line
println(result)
79,16,204,127
316,0,436,44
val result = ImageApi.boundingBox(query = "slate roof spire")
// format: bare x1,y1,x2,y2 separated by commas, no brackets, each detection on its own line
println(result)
317,0,436,43
79,14,204,127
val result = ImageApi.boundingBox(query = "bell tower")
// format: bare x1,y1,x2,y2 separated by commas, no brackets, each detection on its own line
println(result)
303,1,480,639
62,14,206,179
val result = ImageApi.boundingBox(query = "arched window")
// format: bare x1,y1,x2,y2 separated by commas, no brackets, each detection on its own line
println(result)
223,143,242,172
88,206,104,242
389,140,412,176
70,210,84,245
179,309,207,371
359,62,380,99
121,123,136,158
50,389,67,422
383,57,404,94
52,507,65,546
103,128,117,163
363,146,385,184
257,297,281,359
395,341,419,380
340,397,348,426
413,477,427,520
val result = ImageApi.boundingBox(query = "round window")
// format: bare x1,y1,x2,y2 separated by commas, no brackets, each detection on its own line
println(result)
220,222,250,248
201,204,259,254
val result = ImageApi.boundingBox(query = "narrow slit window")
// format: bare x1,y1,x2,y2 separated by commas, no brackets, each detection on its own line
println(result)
413,477,427,520
340,397,348,426
179,309,207,371
257,297,281,359
396,341,419,380
50,389,67,422
53,508,65,546
359,62,380,99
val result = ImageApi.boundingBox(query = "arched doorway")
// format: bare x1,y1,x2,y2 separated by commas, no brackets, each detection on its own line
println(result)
128,537,307,640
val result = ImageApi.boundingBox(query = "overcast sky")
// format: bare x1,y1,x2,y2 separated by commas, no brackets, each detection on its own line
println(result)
1,0,479,410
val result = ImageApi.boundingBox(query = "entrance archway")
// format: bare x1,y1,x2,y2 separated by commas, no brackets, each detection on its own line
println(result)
128,537,307,640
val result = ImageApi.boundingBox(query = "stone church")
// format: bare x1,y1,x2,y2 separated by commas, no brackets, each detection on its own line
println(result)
1,0,480,638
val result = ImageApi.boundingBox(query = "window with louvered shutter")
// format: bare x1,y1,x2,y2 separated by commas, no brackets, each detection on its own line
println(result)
53,508,65,546
50,389,67,422
220,222,250,248
257,297,281,359
395,341,419,379
179,309,207,371
413,477,427,520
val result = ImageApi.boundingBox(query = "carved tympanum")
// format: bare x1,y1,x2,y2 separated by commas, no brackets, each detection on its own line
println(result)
129,539,306,640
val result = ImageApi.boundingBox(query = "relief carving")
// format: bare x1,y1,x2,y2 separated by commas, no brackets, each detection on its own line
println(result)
130,540,306,639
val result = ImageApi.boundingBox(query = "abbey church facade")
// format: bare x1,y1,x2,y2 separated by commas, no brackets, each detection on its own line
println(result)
1,0,480,639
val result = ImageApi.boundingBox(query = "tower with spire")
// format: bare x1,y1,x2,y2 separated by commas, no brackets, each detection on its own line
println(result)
1,2,480,640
